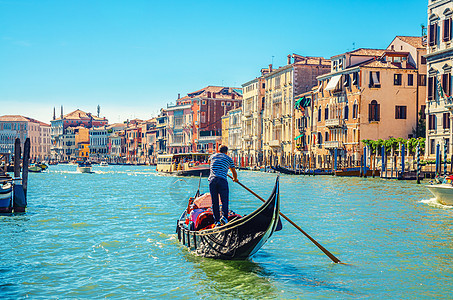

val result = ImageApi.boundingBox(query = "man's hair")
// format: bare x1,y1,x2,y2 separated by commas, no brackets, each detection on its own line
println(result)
219,145,228,154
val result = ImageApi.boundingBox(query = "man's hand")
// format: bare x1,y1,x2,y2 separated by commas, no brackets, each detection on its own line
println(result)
232,177,239,183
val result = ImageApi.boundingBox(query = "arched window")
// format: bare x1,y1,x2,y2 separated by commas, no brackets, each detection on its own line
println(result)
318,106,322,122
344,105,349,120
325,105,329,120
317,132,322,145
369,100,380,122
353,102,358,119
325,131,329,142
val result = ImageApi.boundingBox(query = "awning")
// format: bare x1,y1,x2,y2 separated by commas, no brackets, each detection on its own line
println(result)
294,134,304,140
294,97,304,109
325,75,342,91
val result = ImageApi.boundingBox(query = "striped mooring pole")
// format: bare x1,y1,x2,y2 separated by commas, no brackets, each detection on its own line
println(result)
444,142,448,176
416,143,421,184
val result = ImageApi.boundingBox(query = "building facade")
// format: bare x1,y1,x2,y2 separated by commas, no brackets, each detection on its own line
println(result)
262,55,331,166
425,0,453,158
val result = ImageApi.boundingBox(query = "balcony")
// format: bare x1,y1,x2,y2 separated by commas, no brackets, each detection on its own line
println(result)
324,141,342,149
198,136,218,141
268,140,281,148
325,119,343,128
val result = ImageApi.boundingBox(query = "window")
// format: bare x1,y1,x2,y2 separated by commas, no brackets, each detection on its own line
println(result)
318,107,322,122
352,72,359,85
262,83,265,89
418,74,427,86
443,18,452,42
369,100,380,121
395,106,407,119
421,56,427,65
325,131,329,142
408,74,414,86
353,103,358,119
442,73,451,96
317,132,322,145
443,112,451,129
202,100,206,105
420,105,426,120
344,105,349,120
429,23,438,46
394,74,402,86
369,71,381,88
429,114,437,130
343,74,350,87
430,139,436,155
325,105,329,120
428,76,435,100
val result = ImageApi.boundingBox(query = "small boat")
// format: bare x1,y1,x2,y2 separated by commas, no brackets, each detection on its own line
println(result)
77,162,93,173
0,182,12,213
273,165,297,175
38,163,48,170
427,176,453,205
28,164,43,173
99,162,108,167
176,176,281,259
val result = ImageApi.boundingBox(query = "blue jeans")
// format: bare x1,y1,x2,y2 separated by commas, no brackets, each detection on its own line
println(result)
209,177,229,222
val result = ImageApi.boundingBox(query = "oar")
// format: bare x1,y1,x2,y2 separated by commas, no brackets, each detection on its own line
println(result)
228,174,342,264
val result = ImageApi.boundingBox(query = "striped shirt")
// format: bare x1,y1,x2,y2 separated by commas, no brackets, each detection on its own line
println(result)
208,153,235,182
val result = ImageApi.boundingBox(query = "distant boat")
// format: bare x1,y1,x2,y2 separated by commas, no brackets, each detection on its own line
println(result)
28,164,43,173
157,153,210,177
99,162,108,167
77,162,93,173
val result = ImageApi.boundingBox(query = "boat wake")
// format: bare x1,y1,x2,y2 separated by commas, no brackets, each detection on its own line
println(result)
419,197,453,209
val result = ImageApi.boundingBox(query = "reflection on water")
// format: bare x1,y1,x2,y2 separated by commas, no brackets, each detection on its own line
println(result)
0,165,452,298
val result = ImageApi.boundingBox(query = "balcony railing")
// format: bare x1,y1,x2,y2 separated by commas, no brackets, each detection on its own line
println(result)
325,119,343,128
324,141,342,149
198,136,218,141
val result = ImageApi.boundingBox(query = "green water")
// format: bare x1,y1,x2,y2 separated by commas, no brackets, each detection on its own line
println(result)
0,165,452,299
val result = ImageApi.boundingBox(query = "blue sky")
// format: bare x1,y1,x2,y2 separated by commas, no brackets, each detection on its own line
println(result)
0,0,428,124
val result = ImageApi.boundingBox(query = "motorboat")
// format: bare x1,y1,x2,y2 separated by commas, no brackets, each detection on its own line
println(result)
77,162,93,173
426,183,453,206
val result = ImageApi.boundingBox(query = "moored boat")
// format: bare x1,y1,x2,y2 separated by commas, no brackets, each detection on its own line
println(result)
0,182,12,213
99,161,108,167
157,153,210,176
176,176,281,259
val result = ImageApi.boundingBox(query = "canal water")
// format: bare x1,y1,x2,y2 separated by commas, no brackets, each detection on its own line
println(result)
1,165,452,299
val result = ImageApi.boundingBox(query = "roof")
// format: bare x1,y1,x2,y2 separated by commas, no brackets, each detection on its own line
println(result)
361,59,416,69
394,36,424,49
0,115,49,126
332,48,386,59
186,86,243,99
61,109,106,121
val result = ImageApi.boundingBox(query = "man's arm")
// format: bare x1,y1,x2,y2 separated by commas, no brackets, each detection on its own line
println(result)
230,167,238,182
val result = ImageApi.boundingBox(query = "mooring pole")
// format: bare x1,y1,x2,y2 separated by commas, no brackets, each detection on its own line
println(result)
22,138,30,199
444,142,448,176
13,138,21,179
416,143,421,184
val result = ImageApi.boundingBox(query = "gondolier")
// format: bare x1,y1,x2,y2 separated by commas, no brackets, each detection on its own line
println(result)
208,145,238,226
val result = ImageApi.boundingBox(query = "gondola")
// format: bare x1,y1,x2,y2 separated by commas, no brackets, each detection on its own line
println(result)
176,176,281,260
273,165,297,175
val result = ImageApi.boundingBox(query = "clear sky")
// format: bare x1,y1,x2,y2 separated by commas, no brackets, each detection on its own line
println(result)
0,0,428,124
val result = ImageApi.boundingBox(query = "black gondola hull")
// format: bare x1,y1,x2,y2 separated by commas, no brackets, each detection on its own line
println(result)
176,176,280,259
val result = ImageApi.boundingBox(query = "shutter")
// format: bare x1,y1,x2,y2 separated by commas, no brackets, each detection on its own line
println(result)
369,103,372,122
444,19,450,41
429,24,433,46
428,77,433,100
377,104,380,121
435,24,438,45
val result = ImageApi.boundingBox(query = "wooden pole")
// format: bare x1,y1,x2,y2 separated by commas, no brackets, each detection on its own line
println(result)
228,174,342,264
22,138,30,198
14,138,21,179
416,143,421,184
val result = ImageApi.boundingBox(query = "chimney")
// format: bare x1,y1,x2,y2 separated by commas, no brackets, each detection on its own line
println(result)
53,107,56,120
287,55,291,65
269,64,273,72
60,105,63,119
402,60,407,69
178,93,180,99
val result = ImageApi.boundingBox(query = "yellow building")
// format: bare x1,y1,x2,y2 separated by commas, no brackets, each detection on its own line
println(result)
262,55,330,166
221,114,229,147
314,37,426,166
